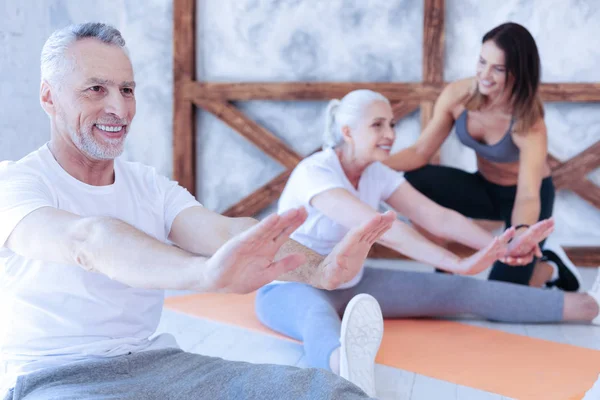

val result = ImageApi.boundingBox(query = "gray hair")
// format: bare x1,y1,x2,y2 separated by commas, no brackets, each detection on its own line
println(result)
323,89,390,150
40,22,128,85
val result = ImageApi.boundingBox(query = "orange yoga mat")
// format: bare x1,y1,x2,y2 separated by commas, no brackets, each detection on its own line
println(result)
165,292,600,400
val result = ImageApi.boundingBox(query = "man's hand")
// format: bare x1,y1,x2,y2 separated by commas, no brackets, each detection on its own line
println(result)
200,207,308,293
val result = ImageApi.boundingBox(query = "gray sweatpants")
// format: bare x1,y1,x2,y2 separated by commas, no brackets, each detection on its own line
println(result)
256,267,565,370
5,348,372,400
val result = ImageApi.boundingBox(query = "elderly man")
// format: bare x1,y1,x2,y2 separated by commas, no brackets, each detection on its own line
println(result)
0,23,396,400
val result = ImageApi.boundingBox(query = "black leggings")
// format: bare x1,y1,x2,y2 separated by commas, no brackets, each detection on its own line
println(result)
404,165,555,285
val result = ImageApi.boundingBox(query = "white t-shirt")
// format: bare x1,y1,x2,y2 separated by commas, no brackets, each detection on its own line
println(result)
277,148,406,289
0,144,200,394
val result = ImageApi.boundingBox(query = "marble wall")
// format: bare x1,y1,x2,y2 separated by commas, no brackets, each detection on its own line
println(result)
1,0,599,243
196,0,600,243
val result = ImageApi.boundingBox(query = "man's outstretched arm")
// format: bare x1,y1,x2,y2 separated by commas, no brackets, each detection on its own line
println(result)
169,206,395,290
7,206,392,292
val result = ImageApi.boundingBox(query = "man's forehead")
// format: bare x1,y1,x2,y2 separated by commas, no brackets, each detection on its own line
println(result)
67,39,134,83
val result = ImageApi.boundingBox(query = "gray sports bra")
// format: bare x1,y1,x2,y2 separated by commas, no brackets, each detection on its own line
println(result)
455,110,520,163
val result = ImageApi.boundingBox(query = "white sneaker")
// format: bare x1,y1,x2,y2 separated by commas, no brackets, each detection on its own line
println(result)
582,373,600,400
587,268,600,325
339,294,384,398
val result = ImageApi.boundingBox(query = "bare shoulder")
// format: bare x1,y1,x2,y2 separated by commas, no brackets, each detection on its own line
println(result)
437,78,475,113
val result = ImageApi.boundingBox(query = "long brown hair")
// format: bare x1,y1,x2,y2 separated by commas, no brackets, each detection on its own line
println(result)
465,22,544,134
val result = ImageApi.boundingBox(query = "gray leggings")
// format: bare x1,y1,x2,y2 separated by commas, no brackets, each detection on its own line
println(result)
255,267,564,370
5,348,372,400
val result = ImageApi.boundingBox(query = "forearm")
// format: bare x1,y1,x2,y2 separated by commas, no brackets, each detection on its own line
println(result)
74,217,205,290
171,210,259,256
433,209,494,250
225,218,332,287
385,146,428,172
274,239,326,287
511,196,541,227
378,220,461,272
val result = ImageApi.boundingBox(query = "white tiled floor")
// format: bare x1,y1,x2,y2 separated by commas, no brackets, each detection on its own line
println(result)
158,261,600,399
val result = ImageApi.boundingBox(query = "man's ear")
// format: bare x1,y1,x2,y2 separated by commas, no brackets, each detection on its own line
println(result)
40,81,56,117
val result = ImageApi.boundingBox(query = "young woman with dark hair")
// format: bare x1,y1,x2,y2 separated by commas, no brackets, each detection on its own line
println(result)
385,22,580,290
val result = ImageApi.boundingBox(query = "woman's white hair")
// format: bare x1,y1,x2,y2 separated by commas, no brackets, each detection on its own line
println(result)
41,22,128,86
322,89,390,150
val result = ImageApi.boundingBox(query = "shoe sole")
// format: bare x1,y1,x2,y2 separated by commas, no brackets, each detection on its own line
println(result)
543,249,582,292
339,294,384,398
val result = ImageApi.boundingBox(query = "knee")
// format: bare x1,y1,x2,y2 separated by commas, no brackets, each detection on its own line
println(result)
256,284,273,302
255,285,279,323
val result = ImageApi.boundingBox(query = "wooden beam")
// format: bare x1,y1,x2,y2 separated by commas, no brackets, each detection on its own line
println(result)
420,101,435,127
391,101,420,120
223,170,292,217
183,80,442,102
550,140,600,190
420,101,440,163
194,99,302,169
173,0,196,195
420,0,444,165
423,0,445,84
540,83,600,102
368,243,600,267
548,140,600,209
222,147,321,218
184,80,600,103
563,247,600,268
569,179,600,210
547,154,562,170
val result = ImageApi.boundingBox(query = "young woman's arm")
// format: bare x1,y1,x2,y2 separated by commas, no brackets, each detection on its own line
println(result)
384,79,469,171
511,120,548,231
387,180,554,262
385,182,494,250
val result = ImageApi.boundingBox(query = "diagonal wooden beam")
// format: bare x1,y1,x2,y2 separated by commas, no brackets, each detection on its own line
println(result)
547,140,600,209
569,179,600,210
183,80,442,102
550,140,600,190
391,101,420,120
173,0,197,194
194,99,302,169
547,154,562,170
223,170,293,217
223,147,322,218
